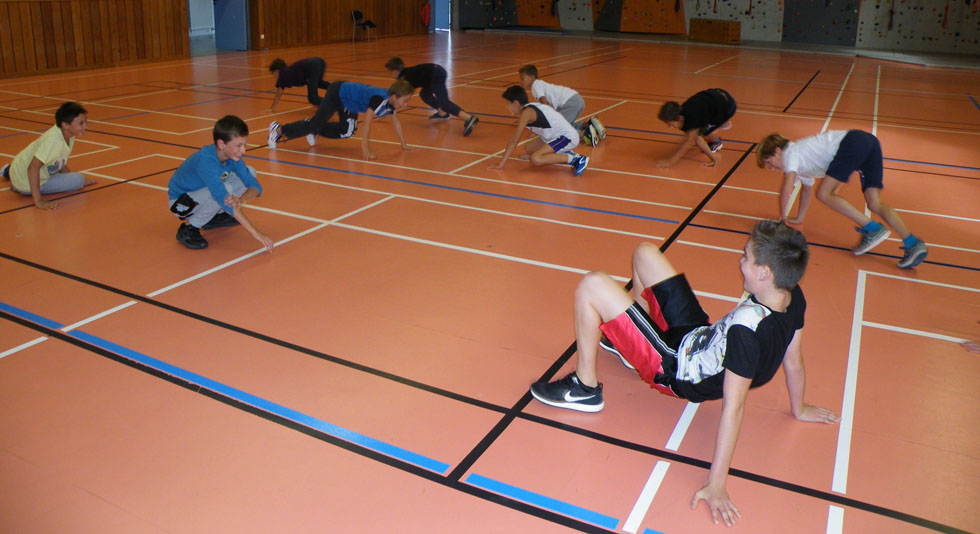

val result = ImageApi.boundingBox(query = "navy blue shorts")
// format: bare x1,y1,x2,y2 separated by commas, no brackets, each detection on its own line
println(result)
825,130,884,191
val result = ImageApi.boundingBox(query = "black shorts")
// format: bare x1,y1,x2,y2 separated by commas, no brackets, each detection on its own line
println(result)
700,89,737,136
825,130,884,191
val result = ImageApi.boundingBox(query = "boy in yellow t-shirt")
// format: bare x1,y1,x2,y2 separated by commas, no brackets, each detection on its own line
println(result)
1,102,95,209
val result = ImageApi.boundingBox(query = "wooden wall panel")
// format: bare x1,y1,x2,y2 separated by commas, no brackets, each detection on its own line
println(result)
251,0,429,51
0,0,189,78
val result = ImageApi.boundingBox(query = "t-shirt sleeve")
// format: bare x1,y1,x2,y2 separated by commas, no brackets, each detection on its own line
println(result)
531,80,545,101
722,325,760,379
33,134,67,167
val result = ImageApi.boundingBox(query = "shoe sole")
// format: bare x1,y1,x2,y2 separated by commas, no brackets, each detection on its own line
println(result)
599,339,635,370
589,117,606,140
306,134,316,147
463,117,478,137
529,387,604,413
897,248,928,269
268,122,280,149
710,143,723,153
854,229,891,255
429,115,451,121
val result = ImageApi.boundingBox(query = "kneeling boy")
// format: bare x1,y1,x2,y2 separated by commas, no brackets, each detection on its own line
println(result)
531,220,839,526
168,115,273,252
490,85,589,176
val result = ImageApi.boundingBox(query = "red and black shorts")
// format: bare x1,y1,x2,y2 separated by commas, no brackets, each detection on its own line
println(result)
598,273,709,397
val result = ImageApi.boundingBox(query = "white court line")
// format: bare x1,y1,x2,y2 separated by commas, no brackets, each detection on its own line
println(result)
895,208,980,224
872,66,880,137
664,402,700,451
61,301,139,332
623,461,671,533
821,63,855,133
827,505,845,534
693,55,737,75
0,337,48,359
832,270,866,494
862,321,968,344
865,270,980,293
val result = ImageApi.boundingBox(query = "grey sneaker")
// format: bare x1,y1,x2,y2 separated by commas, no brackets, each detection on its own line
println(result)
305,133,316,147
708,138,723,152
463,115,479,137
589,116,606,140
599,336,635,370
429,111,451,121
530,372,603,412
267,121,282,149
897,240,928,269
854,225,891,255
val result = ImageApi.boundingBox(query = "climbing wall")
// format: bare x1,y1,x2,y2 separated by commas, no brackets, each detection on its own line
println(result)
782,0,860,46
459,0,519,28
857,0,980,53
618,0,687,33
682,0,784,41
516,0,562,27
593,0,625,30
558,0,597,30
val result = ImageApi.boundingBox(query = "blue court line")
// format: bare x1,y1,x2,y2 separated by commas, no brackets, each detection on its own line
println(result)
883,157,980,172
968,94,980,112
100,91,264,122
0,299,450,475
644,529,666,534
243,155,681,225
466,473,620,530
0,131,28,139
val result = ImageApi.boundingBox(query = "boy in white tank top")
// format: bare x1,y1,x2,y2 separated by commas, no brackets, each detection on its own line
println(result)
490,86,590,176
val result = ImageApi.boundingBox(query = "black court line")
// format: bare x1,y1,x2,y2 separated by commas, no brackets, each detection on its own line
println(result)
783,70,820,112
0,310,615,534
0,168,971,530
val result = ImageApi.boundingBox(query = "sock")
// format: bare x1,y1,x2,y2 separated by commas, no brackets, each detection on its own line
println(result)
861,220,883,233
902,234,919,248
566,153,577,164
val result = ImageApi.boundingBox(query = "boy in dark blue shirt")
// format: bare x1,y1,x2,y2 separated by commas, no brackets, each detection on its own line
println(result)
267,57,330,111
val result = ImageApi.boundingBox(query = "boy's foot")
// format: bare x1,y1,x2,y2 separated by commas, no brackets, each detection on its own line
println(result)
587,124,599,147
589,116,606,140
853,225,890,255
305,133,316,147
176,223,208,249
267,121,282,149
201,212,240,230
897,240,928,269
463,115,479,137
0,163,9,180
571,154,589,176
599,336,635,370
429,111,451,121
530,372,604,412
708,138,723,152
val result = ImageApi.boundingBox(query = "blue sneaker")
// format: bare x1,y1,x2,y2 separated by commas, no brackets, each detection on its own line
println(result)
571,154,589,176
530,372,604,413
897,240,928,269
853,225,890,255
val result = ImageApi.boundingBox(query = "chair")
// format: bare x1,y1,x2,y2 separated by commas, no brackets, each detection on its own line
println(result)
351,10,377,42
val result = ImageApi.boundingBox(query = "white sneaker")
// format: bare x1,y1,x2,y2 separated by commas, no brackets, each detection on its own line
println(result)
305,133,316,147
267,121,281,149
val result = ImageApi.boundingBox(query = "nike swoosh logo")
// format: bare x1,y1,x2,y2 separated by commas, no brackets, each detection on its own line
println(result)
564,391,594,402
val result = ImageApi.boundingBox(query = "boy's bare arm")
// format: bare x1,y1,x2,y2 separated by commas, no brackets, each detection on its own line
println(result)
693,135,720,167
782,329,840,423
789,184,812,224
228,198,273,253
657,129,699,168
269,88,284,112
692,369,750,527
27,157,57,210
390,113,411,151
490,109,531,169
779,172,798,222
360,109,376,160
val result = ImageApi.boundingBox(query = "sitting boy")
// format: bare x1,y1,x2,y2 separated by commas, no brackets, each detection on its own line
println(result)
384,57,479,137
2,102,96,210
168,115,273,252
530,220,839,526
657,88,736,168
518,64,605,146
757,130,928,269
267,57,331,111
267,80,414,161
490,85,589,176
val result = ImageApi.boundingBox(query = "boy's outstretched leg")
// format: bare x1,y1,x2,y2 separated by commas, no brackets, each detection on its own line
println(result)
865,188,928,268
816,178,890,255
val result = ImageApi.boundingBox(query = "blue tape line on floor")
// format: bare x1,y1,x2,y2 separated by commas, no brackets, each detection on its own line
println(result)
1,300,450,475
466,472,620,529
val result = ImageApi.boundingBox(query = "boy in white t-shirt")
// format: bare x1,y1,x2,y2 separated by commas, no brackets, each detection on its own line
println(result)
518,64,605,146
1,102,96,210
757,130,928,269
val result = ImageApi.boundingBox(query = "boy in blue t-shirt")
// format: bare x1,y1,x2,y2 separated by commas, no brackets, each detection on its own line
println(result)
168,115,273,252
267,80,415,161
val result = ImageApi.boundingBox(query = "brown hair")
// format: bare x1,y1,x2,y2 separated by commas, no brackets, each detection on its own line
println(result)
387,79,414,97
385,57,406,72
756,133,790,168
750,220,809,290
518,64,538,78
658,101,681,122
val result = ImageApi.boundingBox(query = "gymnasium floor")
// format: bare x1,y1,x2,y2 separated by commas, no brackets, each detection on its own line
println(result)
0,31,977,533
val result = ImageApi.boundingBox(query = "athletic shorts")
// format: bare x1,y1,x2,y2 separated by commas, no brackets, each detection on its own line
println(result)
547,135,575,154
699,88,737,137
598,274,710,398
825,130,884,191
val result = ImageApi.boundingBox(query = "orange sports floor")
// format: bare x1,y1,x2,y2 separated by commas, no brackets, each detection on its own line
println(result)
1,32,978,533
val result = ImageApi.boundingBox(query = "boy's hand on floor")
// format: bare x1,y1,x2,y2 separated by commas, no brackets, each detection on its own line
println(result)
692,482,741,527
